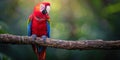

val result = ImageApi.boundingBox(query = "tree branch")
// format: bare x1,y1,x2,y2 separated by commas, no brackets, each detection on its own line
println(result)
0,34,120,50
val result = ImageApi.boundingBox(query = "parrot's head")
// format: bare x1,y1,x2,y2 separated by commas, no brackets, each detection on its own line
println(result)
33,2,50,20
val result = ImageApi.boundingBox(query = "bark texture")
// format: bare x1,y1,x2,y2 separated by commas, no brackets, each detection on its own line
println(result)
0,34,120,50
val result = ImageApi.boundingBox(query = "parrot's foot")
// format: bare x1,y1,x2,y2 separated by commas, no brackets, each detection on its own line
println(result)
31,34,37,40
41,35,47,44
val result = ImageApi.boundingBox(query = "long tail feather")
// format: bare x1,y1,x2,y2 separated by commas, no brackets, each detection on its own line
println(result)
37,47,46,60
32,46,46,60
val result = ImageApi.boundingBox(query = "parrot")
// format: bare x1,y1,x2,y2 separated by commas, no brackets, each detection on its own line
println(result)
27,2,50,60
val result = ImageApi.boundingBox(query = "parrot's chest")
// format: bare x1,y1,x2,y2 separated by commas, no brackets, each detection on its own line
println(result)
32,19,47,37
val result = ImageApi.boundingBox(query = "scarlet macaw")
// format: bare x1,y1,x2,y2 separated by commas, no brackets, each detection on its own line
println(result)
27,2,50,60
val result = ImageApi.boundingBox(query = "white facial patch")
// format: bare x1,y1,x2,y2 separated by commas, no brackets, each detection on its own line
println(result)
46,6,50,14
40,4,45,12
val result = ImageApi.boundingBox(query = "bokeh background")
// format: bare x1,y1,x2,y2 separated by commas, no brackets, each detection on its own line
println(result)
0,0,120,60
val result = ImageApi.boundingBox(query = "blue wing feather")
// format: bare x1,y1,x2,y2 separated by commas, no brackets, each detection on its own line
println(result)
27,20,32,36
47,21,50,38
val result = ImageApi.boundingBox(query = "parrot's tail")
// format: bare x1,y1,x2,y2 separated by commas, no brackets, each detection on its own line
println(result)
37,47,46,60
32,45,47,60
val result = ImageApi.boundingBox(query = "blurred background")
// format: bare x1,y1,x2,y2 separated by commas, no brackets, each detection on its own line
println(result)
0,0,120,60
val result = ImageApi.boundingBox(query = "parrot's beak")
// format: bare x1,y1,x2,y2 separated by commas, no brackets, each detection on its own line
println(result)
46,6,50,14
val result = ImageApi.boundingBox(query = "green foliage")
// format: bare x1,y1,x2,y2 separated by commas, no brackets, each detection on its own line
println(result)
102,3,120,17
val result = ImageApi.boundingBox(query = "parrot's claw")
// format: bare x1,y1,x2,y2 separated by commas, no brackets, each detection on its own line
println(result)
41,35,47,44
31,34,37,40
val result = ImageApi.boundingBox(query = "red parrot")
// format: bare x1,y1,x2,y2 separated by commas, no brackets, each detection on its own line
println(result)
27,2,50,60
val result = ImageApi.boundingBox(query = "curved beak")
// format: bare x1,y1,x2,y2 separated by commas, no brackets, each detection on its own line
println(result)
46,6,50,14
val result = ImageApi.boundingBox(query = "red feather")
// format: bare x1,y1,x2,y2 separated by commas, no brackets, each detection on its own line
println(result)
32,16,47,37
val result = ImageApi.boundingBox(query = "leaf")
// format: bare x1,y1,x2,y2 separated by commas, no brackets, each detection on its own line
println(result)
101,3,120,17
